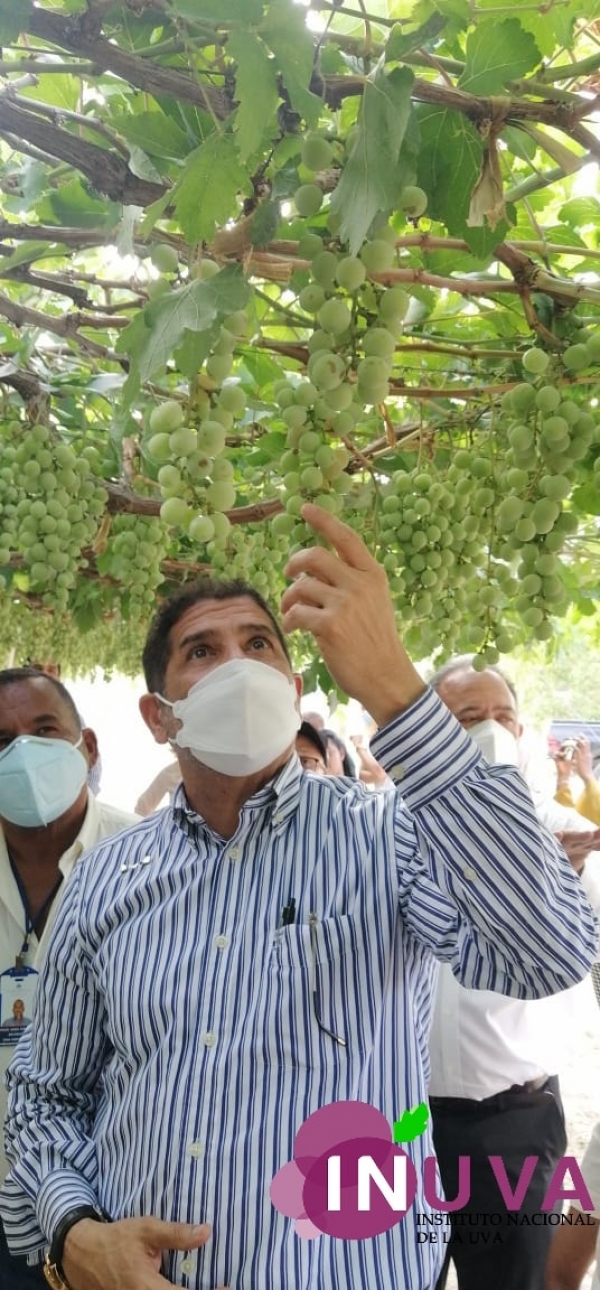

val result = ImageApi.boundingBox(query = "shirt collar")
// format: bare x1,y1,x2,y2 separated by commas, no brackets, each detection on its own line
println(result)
58,789,99,875
172,754,305,838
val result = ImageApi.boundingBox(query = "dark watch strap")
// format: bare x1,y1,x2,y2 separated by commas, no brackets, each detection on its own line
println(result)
48,1205,108,1280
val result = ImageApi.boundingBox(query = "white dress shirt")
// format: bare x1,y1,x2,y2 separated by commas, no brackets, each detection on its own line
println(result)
0,793,139,1183
429,796,600,1099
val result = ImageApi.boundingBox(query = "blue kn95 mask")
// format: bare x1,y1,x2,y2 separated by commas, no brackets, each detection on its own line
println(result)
0,735,88,828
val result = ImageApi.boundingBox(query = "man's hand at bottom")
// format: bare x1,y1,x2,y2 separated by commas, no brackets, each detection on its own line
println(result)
62,1216,230,1289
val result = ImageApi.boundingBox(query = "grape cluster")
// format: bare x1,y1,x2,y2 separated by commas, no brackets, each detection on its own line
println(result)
0,421,107,609
98,515,167,616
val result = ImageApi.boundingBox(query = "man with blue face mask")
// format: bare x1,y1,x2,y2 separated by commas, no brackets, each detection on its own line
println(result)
1,509,598,1290
0,667,139,1290
428,656,600,1290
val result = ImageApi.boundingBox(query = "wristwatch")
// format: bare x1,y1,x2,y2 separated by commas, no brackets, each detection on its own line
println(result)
43,1206,108,1289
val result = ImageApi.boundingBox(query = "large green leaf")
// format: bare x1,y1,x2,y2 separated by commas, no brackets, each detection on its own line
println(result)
460,19,541,94
111,112,191,161
330,65,415,254
417,106,510,252
260,0,321,127
117,266,250,387
172,135,248,244
227,30,280,162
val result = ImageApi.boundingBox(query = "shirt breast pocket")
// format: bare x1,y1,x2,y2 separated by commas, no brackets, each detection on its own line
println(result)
266,913,372,1067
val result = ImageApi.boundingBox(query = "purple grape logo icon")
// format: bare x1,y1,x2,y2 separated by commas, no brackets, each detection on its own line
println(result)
270,1100,427,1240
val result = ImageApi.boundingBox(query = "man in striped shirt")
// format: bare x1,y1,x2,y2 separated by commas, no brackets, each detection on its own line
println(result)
2,504,598,1290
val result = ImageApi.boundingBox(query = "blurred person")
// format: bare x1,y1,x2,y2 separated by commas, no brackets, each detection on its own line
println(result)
300,708,325,730
295,719,327,773
1,510,598,1290
545,1121,600,1290
321,727,356,777
0,667,139,1289
350,731,390,788
134,755,181,815
428,656,600,1290
554,734,600,827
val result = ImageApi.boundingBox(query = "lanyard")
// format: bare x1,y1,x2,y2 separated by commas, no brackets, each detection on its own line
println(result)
8,854,63,969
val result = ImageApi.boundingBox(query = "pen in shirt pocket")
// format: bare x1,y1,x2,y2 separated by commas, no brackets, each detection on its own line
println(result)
280,896,296,927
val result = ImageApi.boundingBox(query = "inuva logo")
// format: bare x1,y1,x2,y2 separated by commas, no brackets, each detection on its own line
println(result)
270,1100,593,1241
269,1100,428,1239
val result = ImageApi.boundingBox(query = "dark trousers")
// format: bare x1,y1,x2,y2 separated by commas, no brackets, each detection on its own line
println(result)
0,1218,45,1290
431,1076,567,1290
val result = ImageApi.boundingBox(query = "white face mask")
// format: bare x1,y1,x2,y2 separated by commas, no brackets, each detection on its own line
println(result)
0,735,88,828
157,658,300,778
467,718,519,766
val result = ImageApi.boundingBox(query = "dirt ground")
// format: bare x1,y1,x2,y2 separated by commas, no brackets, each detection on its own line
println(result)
445,973,600,1290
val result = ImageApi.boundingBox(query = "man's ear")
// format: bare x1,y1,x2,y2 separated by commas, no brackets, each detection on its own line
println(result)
80,727,99,768
518,721,524,739
293,672,303,704
139,693,171,745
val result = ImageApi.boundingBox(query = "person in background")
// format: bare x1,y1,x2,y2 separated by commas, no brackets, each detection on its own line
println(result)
300,708,325,730
321,728,356,777
134,755,181,815
27,661,103,797
545,1121,600,1290
554,734,600,827
1,508,597,1290
428,656,600,1290
295,719,328,773
0,667,139,1290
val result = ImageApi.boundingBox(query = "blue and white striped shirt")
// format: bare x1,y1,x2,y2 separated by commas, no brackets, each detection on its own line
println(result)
2,689,598,1289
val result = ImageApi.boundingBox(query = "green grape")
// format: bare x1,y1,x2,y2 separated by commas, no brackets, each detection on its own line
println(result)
301,133,334,171
496,496,524,528
539,474,571,500
158,464,182,491
271,512,296,536
294,381,318,408
282,405,308,431
207,480,236,510
322,382,353,411
360,239,395,273
149,400,184,434
169,427,197,456
563,343,589,372
585,333,600,362
399,185,428,218
310,352,345,391
508,424,535,451
299,284,326,313
206,353,233,383
511,383,537,414
514,517,537,542
211,407,234,432
531,497,560,533
522,348,549,375
297,233,323,259
335,256,367,292
307,329,335,355
299,429,322,454
197,422,227,456
159,497,190,526
541,416,569,445
294,184,324,217
363,327,396,359
535,386,561,414
311,251,339,289
188,515,216,543
211,511,231,539
301,465,324,490
317,297,352,334
150,243,179,274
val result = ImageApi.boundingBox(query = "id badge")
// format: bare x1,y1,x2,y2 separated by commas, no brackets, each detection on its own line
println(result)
0,966,38,1046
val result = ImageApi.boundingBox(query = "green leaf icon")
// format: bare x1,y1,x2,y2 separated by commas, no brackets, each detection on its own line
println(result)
393,1103,429,1144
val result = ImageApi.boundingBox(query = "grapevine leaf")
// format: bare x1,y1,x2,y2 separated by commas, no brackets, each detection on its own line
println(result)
330,65,415,254
0,0,31,41
393,1103,430,1143
260,0,321,128
417,106,511,252
228,30,280,162
117,266,250,388
172,135,248,245
460,19,541,94
111,112,191,161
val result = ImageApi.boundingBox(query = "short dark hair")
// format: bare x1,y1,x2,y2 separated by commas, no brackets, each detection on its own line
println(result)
142,578,292,694
428,655,518,706
297,720,328,765
0,667,82,729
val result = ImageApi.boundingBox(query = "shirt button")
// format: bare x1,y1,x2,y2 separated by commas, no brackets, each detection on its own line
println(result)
215,935,229,950
181,1256,196,1274
188,1141,204,1158
390,763,405,780
463,866,477,881
273,812,283,824
228,846,241,861
202,1031,217,1047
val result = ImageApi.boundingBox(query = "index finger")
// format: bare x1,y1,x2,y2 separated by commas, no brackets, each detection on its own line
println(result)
294,503,375,572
